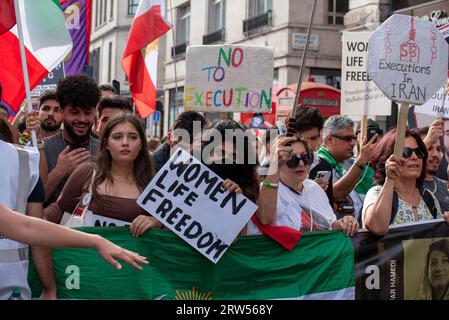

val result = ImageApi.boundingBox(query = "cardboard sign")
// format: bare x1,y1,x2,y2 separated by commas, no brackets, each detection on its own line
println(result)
368,14,448,105
137,149,258,263
341,31,391,116
184,45,274,113
414,84,449,117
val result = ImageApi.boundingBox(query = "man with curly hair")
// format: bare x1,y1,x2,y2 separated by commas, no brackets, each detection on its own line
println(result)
43,75,100,206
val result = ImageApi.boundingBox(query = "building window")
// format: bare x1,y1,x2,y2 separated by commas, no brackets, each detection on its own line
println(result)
310,68,341,89
243,0,272,34
110,0,114,19
273,68,279,84
90,48,101,83
128,0,139,16
103,0,107,23
99,0,103,25
208,0,224,33
108,42,112,83
168,87,184,129
95,0,99,27
328,0,348,25
176,3,190,45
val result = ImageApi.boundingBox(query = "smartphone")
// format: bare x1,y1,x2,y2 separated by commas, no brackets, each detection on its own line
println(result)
276,120,287,136
315,170,331,181
366,128,378,142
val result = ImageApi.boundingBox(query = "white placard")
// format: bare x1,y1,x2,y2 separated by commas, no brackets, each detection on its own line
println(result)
137,149,258,263
414,85,449,117
184,45,274,113
368,14,448,105
341,31,391,116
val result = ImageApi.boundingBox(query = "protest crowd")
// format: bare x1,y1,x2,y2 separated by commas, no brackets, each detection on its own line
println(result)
2,0,449,301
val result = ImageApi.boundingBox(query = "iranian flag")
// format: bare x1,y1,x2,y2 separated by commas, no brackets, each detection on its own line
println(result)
28,229,355,300
122,0,171,118
0,0,72,114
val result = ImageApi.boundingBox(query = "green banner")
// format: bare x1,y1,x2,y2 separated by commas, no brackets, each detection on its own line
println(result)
29,228,355,300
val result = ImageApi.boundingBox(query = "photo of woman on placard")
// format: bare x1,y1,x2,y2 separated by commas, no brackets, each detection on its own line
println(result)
420,239,449,300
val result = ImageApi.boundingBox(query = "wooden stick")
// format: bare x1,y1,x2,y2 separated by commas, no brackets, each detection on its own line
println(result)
360,115,368,143
393,103,409,159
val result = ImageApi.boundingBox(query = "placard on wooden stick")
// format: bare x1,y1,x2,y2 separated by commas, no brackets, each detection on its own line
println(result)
368,14,448,158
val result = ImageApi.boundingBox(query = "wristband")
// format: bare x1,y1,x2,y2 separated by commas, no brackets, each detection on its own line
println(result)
261,180,279,188
354,161,365,170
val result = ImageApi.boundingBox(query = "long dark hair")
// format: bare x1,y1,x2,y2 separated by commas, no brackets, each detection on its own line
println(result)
0,118,13,143
94,113,155,194
370,128,427,187
201,119,260,202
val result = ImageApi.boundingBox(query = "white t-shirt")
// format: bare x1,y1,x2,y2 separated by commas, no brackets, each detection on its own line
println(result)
247,179,337,235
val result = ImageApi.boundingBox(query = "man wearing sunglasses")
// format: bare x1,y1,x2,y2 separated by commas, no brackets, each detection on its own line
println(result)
317,116,378,221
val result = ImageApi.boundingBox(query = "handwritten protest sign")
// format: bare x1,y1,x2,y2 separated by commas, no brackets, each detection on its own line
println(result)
368,14,448,105
137,149,258,263
414,84,449,117
341,32,390,116
184,45,274,113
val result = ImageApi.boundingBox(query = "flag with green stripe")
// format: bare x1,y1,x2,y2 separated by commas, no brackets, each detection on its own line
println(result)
28,229,355,300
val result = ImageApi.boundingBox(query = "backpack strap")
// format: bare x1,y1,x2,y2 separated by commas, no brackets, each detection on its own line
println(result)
391,188,437,224
390,190,399,224
421,188,437,219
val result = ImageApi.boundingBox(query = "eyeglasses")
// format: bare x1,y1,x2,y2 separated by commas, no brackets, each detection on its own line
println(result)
332,135,357,142
402,147,425,159
286,152,314,168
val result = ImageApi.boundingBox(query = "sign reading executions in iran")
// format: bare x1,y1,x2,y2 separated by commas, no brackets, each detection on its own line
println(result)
368,14,448,105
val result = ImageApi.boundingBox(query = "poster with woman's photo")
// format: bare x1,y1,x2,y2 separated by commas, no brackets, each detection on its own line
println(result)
354,221,449,300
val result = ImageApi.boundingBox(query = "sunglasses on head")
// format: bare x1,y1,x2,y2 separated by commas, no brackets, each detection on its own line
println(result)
332,135,357,142
286,152,314,168
402,147,424,159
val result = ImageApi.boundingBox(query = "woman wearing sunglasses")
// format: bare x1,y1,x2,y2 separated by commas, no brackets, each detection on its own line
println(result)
363,129,449,235
247,136,359,242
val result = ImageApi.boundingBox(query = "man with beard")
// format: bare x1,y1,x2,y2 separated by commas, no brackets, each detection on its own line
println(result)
317,115,378,221
414,120,449,212
43,75,100,206
25,91,63,140
38,91,62,138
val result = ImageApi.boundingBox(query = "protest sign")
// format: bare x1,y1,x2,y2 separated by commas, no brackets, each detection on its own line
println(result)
368,14,448,105
414,85,449,117
341,31,390,116
184,45,274,113
30,62,65,98
137,149,258,263
368,14,448,158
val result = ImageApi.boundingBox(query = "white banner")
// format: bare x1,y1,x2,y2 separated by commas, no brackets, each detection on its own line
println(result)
184,45,274,113
341,31,391,116
137,149,258,263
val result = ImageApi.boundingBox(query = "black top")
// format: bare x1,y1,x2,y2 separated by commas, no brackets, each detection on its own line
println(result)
27,178,45,204
152,141,170,172
309,157,334,207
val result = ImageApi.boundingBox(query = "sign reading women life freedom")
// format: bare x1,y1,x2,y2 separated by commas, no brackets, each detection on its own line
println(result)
184,45,274,112
137,149,258,263
368,14,448,105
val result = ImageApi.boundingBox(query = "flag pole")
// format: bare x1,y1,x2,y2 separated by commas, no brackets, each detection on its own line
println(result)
169,0,179,106
291,0,317,118
13,0,37,147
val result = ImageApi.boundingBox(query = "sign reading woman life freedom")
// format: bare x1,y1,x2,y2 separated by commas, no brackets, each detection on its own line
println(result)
184,45,274,113
368,14,448,105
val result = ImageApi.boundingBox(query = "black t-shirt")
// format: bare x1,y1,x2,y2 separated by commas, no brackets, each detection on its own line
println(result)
27,177,45,204
309,158,334,207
